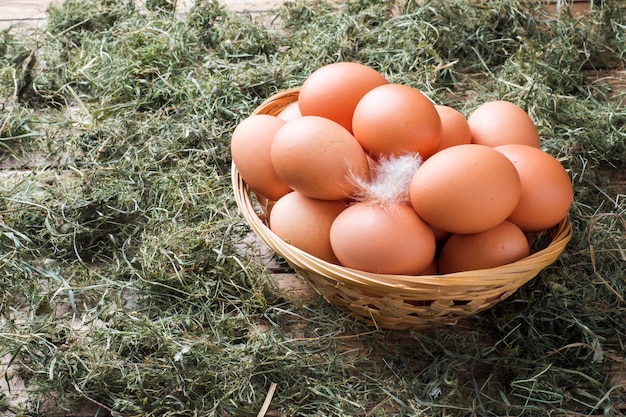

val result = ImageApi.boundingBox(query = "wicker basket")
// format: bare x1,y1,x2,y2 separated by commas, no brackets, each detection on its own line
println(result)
232,89,573,331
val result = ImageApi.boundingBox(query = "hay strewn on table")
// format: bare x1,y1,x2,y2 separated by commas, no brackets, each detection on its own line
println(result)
0,0,624,415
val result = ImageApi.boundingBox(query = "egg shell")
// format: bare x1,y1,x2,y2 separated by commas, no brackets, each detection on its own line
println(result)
429,223,451,241
352,84,442,159
330,202,436,275
277,101,302,121
298,62,388,132
271,115,370,201
419,257,439,275
438,220,530,274
432,105,472,154
468,100,540,148
231,114,291,201
269,191,347,264
409,144,522,234
494,144,574,232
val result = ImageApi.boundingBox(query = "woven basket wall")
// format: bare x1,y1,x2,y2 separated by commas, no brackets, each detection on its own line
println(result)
232,89,573,331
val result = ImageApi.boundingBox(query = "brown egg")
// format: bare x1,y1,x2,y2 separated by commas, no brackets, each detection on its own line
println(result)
330,202,436,275
352,84,442,159
231,114,291,201
494,144,573,232
298,62,388,132
409,144,521,234
438,220,530,273
271,116,370,201
269,191,347,264
277,101,302,121
419,257,439,275
432,105,472,154
429,223,451,241
468,100,540,148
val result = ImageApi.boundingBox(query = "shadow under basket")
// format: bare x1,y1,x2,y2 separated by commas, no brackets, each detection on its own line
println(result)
232,88,574,331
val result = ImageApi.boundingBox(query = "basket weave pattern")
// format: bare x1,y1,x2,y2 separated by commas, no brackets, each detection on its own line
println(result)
232,89,573,330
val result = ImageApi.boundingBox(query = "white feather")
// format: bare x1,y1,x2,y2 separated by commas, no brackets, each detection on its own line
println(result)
351,153,423,205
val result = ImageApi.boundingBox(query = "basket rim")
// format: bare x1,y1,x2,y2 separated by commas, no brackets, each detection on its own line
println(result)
231,88,573,293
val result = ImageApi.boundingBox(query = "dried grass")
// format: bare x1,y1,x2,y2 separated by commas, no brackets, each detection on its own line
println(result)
1,0,625,415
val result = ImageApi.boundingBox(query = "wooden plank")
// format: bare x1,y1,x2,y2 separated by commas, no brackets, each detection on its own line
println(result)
0,0,290,30
585,69,626,104
234,232,321,301
270,273,321,302
0,0,53,21
0,0,52,30
542,0,594,17
0,1,606,32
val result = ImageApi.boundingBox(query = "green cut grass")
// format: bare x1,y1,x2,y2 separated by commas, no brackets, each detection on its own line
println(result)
1,0,625,416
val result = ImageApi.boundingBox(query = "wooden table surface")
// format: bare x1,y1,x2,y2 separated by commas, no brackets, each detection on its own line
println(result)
1,0,597,30
0,0,290,30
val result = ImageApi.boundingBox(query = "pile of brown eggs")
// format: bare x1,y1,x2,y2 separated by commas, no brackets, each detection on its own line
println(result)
231,62,573,276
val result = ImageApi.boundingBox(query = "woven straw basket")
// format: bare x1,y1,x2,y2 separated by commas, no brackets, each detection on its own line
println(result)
232,88,573,331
